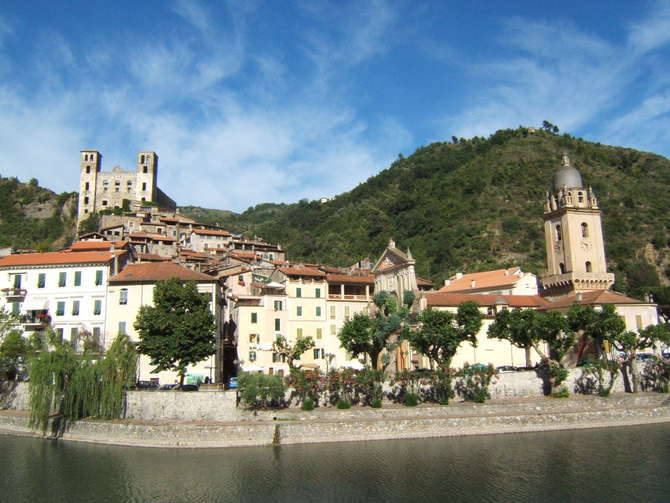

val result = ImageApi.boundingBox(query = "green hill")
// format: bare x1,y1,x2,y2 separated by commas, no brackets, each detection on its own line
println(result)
180,127,670,297
0,176,77,251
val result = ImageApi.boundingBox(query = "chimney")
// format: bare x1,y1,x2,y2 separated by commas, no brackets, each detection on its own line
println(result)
470,280,476,288
455,273,463,280
444,279,451,286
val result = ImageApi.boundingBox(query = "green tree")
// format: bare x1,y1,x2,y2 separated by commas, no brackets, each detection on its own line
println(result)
0,331,28,380
408,302,483,370
135,278,216,386
78,212,100,235
337,292,412,370
487,308,537,367
567,304,626,360
272,334,315,372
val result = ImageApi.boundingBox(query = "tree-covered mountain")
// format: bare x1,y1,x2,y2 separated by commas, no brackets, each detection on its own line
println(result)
180,127,670,297
0,176,77,251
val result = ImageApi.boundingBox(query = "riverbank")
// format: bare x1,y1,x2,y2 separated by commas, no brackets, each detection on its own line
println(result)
1,393,668,449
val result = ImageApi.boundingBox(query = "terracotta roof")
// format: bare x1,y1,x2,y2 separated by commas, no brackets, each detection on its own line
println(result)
425,292,549,308
281,267,326,277
417,277,434,286
0,250,123,267
136,253,170,262
545,290,649,309
217,267,250,278
109,262,216,283
326,274,374,284
129,232,149,239
70,240,129,251
230,251,259,260
439,267,526,293
180,250,209,259
147,234,176,242
192,229,232,237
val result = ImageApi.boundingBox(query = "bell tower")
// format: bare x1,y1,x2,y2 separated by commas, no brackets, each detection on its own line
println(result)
540,153,614,298
78,150,101,223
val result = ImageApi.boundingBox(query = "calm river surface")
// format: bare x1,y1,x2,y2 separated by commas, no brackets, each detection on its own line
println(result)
2,424,669,502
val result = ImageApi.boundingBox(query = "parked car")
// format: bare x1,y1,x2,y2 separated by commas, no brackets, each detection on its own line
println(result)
158,384,177,391
135,380,160,391
662,350,670,359
496,365,517,373
635,353,657,363
227,377,238,389
178,384,199,392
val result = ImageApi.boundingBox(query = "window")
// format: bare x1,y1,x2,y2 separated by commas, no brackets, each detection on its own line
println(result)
74,271,82,287
94,300,102,316
72,300,80,316
487,306,495,316
274,300,282,311
143,166,148,174
95,270,103,286
142,182,147,191
85,182,89,190
37,273,46,288
297,306,303,317
84,196,89,204
12,274,21,288
578,192,584,203
249,351,257,362
585,261,592,273
636,315,643,330
92,327,101,350
55,328,64,344
559,263,566,274
581,222,589,238
272,352,283,363
102,200,108,206
249,334,258,344
315,288,321,298
11,302,20,315
330,325,336,336
274,318,281,331
86,165,91,174
296,287,302,298
316,306,322,317
118,321,127,335
56,301,65,316
70,328,79,351
141,154,145,163
329,306,336,320
313,348,324,359
297,328,303,338
251,312,258,323
555,224,562,241
119,288,128,305
316,328,323,340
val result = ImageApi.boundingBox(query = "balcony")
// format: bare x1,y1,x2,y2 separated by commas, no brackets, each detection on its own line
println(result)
20,311,50,331
1,287,27,298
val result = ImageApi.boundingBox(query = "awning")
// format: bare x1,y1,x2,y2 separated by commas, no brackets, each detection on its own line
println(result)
22,298,49,311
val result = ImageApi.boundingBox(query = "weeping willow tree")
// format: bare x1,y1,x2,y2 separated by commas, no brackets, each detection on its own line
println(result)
28,330,137,435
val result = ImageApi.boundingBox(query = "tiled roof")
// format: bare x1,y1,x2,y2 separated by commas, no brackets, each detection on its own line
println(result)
230,251,259,259
109,262,216,283
545,290,648,309
417,277,434,286
180,250,209,258
439,267,525,292
192,229,232,237
425,292,549,308
217,267,250,278
281,267,326,277
129,232,149,239
147,234,176,242
326,274,374,284
70,240,128,251
0,250,123,267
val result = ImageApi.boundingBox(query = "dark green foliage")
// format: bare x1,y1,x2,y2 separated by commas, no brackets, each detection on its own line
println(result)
180,128,670,293
135,278,216,385
574,359,620,397
403,393,419,407
238,373,286,409
78,212,100,235
455,364,497,403
370,398,383,408
301,398,315,411
336,399,352,409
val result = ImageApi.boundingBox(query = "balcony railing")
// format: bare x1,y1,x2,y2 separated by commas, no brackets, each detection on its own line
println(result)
328,293,368,301
1,287,27,298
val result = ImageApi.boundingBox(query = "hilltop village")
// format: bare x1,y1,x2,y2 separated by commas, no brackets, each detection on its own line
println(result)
0,150,660,385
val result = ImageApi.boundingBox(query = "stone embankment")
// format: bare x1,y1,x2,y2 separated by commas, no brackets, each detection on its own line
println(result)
1,393,668,449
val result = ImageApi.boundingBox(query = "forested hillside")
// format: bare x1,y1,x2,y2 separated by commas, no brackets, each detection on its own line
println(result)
180,127,670,297
0,176,77,251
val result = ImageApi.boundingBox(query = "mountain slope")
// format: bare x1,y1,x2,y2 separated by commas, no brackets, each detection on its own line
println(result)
180,127,670,295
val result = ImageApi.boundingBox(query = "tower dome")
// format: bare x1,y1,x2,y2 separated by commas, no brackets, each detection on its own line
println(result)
554,152,583,190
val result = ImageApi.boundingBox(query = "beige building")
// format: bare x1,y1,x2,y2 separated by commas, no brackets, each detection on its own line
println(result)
441,267,538,295
106,262,222,384
77,150,176,223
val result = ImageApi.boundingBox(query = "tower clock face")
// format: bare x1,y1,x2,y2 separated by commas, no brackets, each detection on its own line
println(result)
580,240,591,252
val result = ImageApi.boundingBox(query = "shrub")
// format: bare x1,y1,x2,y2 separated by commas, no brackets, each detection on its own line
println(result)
285,370,323,406
641,360,670,393
336,399,351,409
371,398,382,408
455,364,498,403
356,368,384,406
238,373,286,409
301,398,315,411
552,387,569,398
574,360,620,397
403,393,419,407
422,368,455,405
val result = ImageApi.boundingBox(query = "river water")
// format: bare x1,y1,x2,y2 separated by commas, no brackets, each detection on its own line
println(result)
1,424,669,502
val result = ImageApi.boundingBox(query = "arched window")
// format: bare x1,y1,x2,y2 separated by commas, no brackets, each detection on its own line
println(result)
585,261,592,272
559,263,566,274
86,166,91,174
581,222,589,237
578,192,584,203
140,154,145,164
556,224,562,241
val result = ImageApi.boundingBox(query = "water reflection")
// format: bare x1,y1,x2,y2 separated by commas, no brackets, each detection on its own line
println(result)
1,424,669,502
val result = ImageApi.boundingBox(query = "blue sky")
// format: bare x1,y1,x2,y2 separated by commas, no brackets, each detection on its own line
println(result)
2,1,670,212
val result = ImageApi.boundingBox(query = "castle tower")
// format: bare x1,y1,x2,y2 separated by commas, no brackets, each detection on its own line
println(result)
540,153,614,298
78,150,101,222
135,152,158,203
